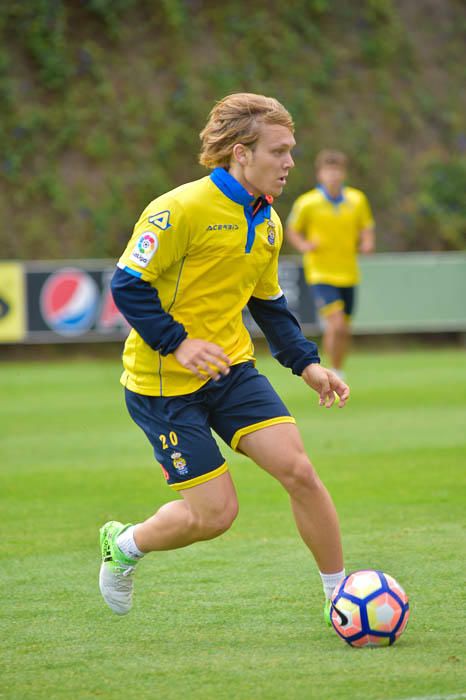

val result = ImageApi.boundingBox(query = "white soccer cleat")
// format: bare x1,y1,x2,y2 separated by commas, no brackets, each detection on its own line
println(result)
99,561,135,616
99,521,136,615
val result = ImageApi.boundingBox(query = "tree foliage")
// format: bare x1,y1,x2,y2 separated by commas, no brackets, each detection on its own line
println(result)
1,0,465,259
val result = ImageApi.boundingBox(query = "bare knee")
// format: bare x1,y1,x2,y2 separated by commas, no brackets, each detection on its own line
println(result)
193,498,239,540
327,312,347,337
281,455,323,498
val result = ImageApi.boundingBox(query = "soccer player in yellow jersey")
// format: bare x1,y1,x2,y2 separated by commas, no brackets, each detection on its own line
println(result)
99,94,350,625
286,150,375,377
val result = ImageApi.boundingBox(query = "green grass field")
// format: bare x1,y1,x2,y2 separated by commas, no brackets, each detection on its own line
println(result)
1,348,465,700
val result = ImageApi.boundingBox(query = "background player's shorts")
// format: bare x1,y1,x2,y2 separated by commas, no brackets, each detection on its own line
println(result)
125,361,295,491
311,284,356,318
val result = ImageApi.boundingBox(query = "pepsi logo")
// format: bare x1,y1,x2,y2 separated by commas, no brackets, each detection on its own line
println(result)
40,268,99,336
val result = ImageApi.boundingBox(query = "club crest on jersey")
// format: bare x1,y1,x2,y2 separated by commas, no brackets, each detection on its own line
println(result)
148,210,171,230
266,219,276,245
129,232,158,267
171,451,188,475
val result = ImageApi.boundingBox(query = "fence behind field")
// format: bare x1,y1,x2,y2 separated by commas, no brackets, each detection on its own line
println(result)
0,252,465,343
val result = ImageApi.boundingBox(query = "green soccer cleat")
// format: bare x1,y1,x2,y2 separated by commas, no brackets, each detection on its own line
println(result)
324,598,332,627
99,520,137,615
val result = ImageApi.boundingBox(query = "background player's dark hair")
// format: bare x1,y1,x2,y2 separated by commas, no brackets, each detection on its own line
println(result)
315,150,348,171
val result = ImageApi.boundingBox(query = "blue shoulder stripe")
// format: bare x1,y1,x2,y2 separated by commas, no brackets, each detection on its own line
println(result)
121,265,142,279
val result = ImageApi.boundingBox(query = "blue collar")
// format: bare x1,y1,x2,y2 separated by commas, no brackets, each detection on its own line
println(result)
210,167,255,206
318,184,345,205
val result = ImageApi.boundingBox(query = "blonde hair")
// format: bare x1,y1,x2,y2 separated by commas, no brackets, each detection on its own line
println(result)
315,149,348,171
199,92,294,169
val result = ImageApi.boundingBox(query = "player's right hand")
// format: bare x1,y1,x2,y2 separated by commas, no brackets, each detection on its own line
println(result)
174,338,231,381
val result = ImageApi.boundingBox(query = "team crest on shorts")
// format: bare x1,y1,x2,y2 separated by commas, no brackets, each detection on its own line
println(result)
266,219,276,245
171,451,188,476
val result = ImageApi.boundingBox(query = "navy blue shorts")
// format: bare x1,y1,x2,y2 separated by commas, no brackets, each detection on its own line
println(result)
311,284,356,318
125,361,295,491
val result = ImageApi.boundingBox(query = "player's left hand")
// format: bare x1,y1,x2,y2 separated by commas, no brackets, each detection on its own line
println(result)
359,240,375,254
301,364,350,408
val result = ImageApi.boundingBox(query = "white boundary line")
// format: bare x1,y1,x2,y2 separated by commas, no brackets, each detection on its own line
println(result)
391,694,466,700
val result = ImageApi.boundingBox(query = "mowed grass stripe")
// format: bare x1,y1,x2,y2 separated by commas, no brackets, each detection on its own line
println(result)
1,349,465,700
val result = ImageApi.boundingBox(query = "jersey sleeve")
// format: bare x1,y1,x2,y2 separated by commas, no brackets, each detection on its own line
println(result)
358,192,375,230
118,195,191,283
286,195,310,233
247,295,320,374
251,215,283,300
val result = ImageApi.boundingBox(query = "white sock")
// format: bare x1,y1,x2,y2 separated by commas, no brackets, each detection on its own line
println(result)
320,569,345,600
116,525,145,561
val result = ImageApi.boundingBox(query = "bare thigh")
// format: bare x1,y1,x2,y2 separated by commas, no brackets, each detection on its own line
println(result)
325,309,348,332
238,422,313,484
179,469,239,522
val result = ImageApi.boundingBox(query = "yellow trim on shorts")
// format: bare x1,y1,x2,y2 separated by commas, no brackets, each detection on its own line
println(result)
171,462,228,491
319,299,345,317
231,416,296,452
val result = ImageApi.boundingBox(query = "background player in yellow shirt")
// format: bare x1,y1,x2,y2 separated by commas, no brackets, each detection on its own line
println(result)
100,94,350,625
286,150,375,377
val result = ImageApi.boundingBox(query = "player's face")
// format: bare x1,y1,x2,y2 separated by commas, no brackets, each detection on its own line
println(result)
236,124,296,197
317,165,346,193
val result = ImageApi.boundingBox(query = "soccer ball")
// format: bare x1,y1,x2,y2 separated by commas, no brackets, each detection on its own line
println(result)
330,569,410,647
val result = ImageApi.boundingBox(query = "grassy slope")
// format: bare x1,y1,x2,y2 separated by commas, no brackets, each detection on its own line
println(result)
2,2,465,257
0,349,465,699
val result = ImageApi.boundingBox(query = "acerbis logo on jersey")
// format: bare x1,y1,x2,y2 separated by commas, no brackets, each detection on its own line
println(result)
206,223,239,231
130,232,158,267
148,210,171,230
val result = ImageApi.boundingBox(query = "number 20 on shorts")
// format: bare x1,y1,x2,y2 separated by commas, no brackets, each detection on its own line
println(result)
159,431,179,450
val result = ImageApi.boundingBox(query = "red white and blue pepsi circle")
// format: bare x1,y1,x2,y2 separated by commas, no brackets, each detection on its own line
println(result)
40,268,99,336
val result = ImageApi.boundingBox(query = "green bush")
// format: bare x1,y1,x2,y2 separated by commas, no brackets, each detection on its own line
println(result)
402,156,466,250
0,1,465,258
